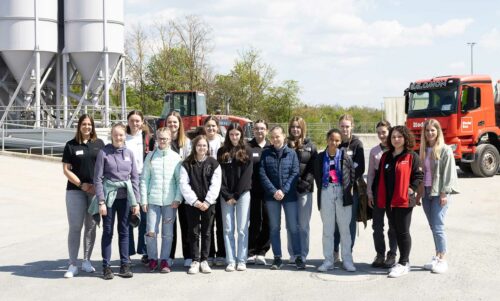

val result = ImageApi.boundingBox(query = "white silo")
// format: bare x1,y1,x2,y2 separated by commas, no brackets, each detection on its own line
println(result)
63,0,125,127
0,0,58,127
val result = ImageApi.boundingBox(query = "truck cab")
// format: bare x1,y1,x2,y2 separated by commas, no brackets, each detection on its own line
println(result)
405,75,500,177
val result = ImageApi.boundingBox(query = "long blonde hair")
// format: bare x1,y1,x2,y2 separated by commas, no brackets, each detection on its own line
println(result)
420,119,445,162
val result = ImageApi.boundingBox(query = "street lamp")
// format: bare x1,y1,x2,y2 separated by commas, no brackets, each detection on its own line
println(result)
467,42,476,74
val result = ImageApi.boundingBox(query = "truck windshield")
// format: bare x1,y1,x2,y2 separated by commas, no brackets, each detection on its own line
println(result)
408,88,458,118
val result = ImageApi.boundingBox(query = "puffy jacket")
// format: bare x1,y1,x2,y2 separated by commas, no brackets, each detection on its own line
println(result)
259,145,299,203
140,148,182,206
289,138,317,194
313,148,355,210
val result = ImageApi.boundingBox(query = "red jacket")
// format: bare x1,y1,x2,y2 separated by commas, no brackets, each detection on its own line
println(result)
376,151,421,208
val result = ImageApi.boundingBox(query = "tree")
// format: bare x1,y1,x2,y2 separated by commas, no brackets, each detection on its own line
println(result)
264,80,301,122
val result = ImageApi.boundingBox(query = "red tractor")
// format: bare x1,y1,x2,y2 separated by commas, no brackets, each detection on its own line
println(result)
156,91,253,139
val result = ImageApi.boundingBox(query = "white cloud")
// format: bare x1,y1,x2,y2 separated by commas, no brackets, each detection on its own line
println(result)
480,28,500,50
449,61,466,70
435,18,474,36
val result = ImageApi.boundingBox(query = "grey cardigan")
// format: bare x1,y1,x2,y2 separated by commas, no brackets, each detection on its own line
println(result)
428,144,459,196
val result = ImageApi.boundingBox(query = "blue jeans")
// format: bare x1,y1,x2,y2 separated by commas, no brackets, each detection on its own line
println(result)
334,190,359,252
221,191,251,264
145,205,177,261
422,187,448,254
102,198,130,267
266,200,300,258
287,192,312,259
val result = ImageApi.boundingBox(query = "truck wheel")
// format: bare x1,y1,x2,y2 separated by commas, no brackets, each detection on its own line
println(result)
458,162,472,174
471,144,500,177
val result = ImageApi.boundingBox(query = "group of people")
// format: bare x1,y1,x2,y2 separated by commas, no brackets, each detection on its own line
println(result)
62,110,458,280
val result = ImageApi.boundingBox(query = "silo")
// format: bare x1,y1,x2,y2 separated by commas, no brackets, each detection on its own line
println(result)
0,0,58,126
64,0,124,126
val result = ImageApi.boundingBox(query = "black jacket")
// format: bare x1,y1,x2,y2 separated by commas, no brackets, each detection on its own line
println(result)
218,146,253,201
289,138,318,194
340,135,365,180
313,148,355,210
247,138,271,196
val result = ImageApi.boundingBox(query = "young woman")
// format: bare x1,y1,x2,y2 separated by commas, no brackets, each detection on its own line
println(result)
179,135,222,275
165,111,192,268
419,119,459,274
247,120,271,265
140,127,183,273
374,125,423,278
126,110,155,264
259,126,302,270
94,123,141,280
287,116,317,264
313,129,356,272
204,116,226,266
334,114,365,262
62,114,105,278
367,120,398,268
217,124,253,272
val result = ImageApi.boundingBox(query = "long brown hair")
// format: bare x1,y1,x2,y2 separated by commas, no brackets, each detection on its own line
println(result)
185,135,210,164
75,114,97,143
287,116,307,149
218,124,249,163
166,110,187,147
126,110,149,135
387,125,415,152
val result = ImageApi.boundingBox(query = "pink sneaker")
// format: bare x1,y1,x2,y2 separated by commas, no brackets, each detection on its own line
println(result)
149,259,158,272
160,260,171,273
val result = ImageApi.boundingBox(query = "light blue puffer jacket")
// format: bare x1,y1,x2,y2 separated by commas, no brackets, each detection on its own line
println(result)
140,148,182,206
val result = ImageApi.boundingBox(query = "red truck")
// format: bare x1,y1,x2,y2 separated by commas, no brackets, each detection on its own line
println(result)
405,75,500,177
156,91,253,139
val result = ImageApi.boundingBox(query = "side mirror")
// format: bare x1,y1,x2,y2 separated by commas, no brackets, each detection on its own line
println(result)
404,89,409,114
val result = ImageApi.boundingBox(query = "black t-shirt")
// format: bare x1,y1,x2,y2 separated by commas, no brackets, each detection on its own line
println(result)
62,138,105,190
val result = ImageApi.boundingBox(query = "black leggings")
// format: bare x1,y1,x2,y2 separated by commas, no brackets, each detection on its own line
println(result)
387,207,413,265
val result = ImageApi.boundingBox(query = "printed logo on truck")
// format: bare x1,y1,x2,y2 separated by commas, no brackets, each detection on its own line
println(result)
461,117,473,133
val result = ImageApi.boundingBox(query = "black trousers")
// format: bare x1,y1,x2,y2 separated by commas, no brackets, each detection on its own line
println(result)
248,191,271,256
372,205,398,257
186,204,216,262
169,203,191,260
387,206,413,265
209,200,226,258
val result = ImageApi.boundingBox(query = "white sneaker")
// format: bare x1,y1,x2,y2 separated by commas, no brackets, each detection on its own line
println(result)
188,261,200,274
247,255,256,264
317,260,334,272
333,251,341,263
184,259,193,267
167,258,174,267
236,263,247,271
64,265,79,278
388,263,410,278
255,255,267,265
432,259,448,274
81,260,95,273
343,261,356,272
200,260,212,273
225,263,236,272
423,256,439,270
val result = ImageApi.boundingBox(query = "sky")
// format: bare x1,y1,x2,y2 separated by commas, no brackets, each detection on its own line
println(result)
124,0,500,108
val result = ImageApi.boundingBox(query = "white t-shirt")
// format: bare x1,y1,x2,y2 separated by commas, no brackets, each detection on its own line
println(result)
208,134,223,159
126,131,144,174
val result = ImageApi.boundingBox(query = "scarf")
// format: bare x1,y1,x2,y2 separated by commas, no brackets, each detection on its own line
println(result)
322,148,342,188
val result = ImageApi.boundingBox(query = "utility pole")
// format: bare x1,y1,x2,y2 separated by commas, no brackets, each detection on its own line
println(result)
467,42,476,74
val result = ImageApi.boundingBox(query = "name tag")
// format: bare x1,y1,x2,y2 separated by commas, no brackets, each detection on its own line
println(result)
75,150,84,155
124,156,131,162
252,153,259,158
347,150,353,156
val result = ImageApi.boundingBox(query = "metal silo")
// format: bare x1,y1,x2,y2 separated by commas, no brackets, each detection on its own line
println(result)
0,0,58,127
63,0,125,127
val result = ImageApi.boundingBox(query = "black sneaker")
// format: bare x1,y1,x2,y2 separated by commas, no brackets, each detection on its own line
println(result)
119,264,133,278
270,257,283,270
102,266,114,280
141,255,150,265
372,254,385,268
384,253,396,268
295,257,306,270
